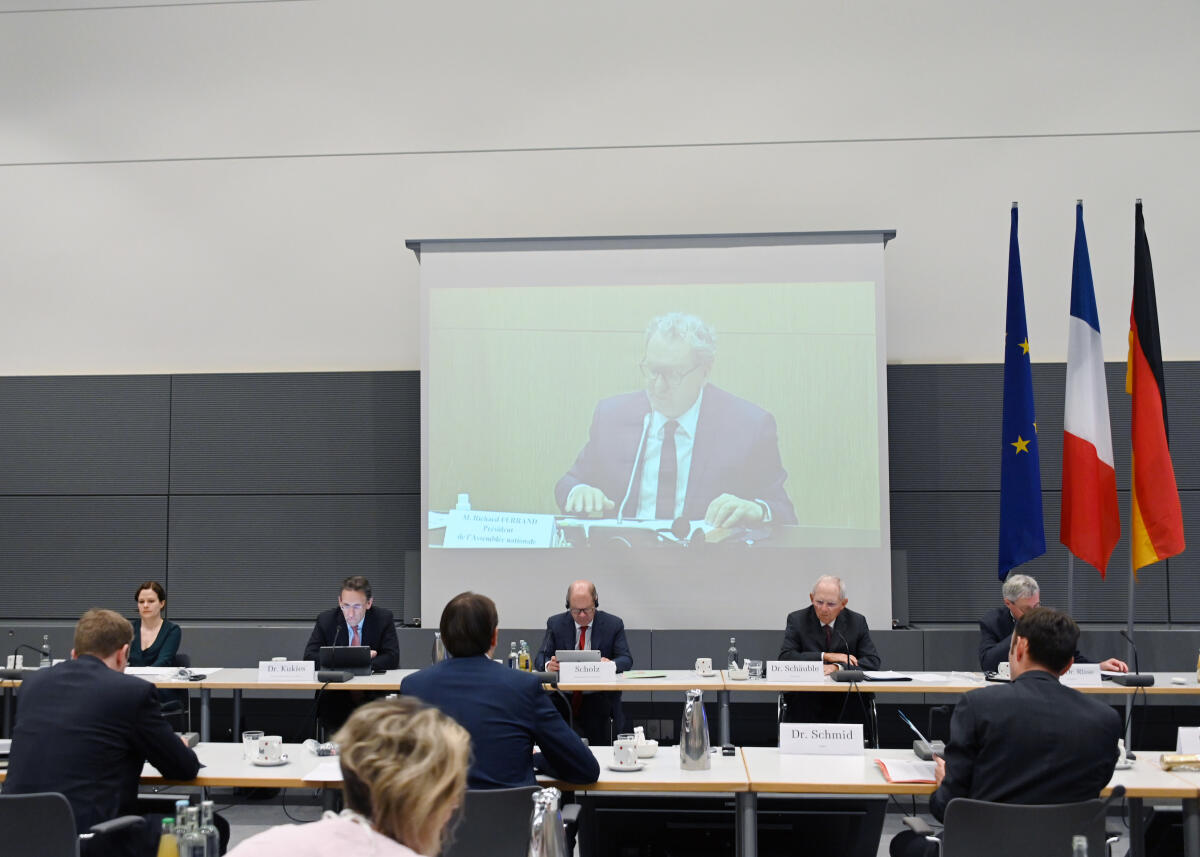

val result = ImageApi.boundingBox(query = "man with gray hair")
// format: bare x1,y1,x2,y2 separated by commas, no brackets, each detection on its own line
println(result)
555,312,797,529
978,572,1128,673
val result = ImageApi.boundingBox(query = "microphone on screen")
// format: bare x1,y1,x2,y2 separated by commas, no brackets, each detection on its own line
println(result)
616,413,652,524
1112,629,1154,687
832,629,865,683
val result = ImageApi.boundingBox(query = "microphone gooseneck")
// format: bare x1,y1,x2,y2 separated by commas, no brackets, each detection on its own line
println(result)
616,412,652,523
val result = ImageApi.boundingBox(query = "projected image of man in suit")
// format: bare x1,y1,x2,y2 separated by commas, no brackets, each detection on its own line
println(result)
555,312,798,528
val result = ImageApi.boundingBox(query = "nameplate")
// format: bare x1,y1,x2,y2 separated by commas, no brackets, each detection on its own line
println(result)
559,661,617,684
443,509,556,548
1177,727,1200,755
1059,663,1102,687
779,723,864,755
766,661,824,683
258,660,315,682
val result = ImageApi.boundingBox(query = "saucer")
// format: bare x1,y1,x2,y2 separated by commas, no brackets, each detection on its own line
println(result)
696,670,716,678
606,761,646,772
251,754,289,767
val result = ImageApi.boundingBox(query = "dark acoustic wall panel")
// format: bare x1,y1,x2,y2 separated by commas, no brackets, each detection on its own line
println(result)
0,497,168,619
1165,489,1200,621
167,495,418,620
0,375,169,494
170,372,418,494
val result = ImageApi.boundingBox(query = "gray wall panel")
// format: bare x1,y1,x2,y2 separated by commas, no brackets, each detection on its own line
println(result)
170,372,418,494
0,375,169,494
168,495,416,621
0,497,167,620
1164,490,1200,621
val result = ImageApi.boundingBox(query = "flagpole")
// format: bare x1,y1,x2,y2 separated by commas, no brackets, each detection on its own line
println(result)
1125,555,1135,751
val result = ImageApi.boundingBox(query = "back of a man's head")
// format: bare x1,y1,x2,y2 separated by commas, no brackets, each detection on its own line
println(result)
439,592,497,658
1013,607,1078,673
74,608,134,659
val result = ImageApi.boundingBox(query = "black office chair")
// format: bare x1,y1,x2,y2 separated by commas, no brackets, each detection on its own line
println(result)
934,797,1115,857
0,792,145,857
441,786,580,857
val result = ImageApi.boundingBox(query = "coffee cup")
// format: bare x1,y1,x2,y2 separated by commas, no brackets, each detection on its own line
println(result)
694,657,713,675
241,730,264,760
997,661,1010,679
613,734,639,768
256,734,284,763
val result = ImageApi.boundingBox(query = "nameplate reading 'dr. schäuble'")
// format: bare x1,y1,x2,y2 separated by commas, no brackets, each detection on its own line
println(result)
1059,663,1102,687
766,661,824,683
779,723,864,755
558,661,617,683
443,509,557,548
258,660,315,682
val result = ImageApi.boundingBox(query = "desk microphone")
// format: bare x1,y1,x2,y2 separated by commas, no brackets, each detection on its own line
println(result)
831,629,864,683
0,643,51,679
1111,630,1155,687
616,413,652,523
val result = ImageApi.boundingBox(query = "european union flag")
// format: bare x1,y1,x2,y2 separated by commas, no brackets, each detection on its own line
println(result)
998,205,1046,579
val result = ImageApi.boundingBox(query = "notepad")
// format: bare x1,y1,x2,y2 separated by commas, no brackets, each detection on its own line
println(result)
875,758,937,783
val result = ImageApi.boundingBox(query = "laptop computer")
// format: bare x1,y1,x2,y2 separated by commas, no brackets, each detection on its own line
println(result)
555,649,601,663
318,645,372,676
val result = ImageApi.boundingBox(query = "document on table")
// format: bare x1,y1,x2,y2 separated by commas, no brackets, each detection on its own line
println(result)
862,671,913,681
125,667,176,680
875,758,937,783
622,670,669,679
302,757,344,782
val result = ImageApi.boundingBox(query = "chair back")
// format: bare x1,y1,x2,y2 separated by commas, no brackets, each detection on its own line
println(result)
441,785,539,857
941,797,1107,857
174,652,192,669
0,792,80,857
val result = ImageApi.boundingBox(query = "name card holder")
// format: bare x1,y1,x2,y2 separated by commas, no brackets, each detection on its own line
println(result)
766,660,824,683
779,723,864,755
1177,726,1200,754
258,660,315,682
1059,663,1102,687
443,509,557,548
559,661,617,684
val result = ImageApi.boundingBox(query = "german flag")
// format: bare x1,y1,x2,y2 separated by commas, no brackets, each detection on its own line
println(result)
1126,201,1185,574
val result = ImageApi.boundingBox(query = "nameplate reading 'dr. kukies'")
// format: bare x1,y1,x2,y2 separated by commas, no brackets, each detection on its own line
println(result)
766,661,824,683
443,509,557,548
1059,663,1102,687
258,660,315,682
558,661,617,684
779,723,864,755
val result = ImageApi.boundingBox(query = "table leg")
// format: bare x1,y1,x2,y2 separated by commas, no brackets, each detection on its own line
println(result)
1183,797,1200,857
719,690,731,746
232,690,242,742
1128,797,1145,857
200,688,211,742
735,791,757,857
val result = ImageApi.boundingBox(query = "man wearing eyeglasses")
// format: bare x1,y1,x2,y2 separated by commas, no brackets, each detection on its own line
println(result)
303,575,400,730
554,312,797,529
534,580,633,744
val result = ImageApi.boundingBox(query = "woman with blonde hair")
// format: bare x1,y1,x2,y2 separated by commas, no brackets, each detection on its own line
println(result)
227,697,470,856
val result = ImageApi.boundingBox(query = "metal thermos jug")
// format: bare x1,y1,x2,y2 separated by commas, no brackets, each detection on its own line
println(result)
432,631,448,663
528,787,568,857
679,688,711,770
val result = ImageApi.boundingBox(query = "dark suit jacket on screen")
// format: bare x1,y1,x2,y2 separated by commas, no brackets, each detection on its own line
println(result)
303,605,399,671
930,669,1121,820
2,655,200,835
977,606,1089,673
778,605,881,669
554,384,798,525
401,655,600,790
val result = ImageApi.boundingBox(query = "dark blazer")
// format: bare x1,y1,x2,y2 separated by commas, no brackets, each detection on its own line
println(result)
534,609,633,672
978,606,1089,672
778,605,881,669
129,618,181,668
2,656,200,833
930,669,1121,820
303,605,399,671
401,655,600,789
555,384,798,525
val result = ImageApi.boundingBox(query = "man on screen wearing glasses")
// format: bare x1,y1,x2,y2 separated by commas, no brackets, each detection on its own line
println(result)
555,312,798,529
303,575,400,730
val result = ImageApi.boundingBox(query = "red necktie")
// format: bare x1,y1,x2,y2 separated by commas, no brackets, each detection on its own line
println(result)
572,625,588,719
351,625,360,647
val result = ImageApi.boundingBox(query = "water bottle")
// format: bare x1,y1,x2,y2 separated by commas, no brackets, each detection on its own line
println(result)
200,801,219,857
727,636,739,670
41,634,51,668
181,806,208,856
174,799,189,828
508,641,519,669
157,818,180,857
518,640,532,672
432,631,448,663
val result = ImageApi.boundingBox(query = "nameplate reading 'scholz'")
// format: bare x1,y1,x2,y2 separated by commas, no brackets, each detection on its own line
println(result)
1059,662,1102,687
766,661,824,683
558,661,617,684
258,660,316,683
779,723,864,756
443,509,557,548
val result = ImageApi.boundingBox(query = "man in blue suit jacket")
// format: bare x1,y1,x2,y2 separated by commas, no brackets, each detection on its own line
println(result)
534,580,633,744
555,312,798,529
401,592,599,790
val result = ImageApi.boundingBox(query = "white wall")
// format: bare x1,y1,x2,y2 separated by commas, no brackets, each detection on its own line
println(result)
1,0,1197,375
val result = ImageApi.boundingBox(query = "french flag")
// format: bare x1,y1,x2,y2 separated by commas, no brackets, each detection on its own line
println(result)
1060,202,1120,576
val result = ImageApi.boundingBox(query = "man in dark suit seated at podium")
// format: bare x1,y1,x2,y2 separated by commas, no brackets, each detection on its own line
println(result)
778,575,880,727
891,607,1122,857
535,580,633,744
978,572,1127,674
401,591,599,789
2,608,203,857
555,311,798,528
